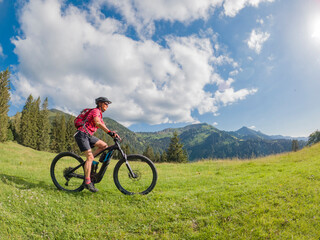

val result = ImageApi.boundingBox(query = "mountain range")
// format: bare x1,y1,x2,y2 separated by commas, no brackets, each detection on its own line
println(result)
49,109,307,161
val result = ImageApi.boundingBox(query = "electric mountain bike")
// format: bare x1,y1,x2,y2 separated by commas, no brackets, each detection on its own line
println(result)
50,138,157,195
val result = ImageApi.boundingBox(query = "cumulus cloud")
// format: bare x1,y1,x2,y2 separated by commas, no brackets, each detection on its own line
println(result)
247,29,270,54
214,87,257,106
96,0,274,38
93,0,223,38
223,0,274,17
12,0,259,126
0,44,4,57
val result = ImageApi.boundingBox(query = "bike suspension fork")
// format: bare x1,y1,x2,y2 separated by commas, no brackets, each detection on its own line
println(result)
117,142,137,178
121,153,137,179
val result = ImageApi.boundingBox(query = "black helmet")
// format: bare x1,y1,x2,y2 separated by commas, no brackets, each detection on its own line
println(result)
95,97,112,105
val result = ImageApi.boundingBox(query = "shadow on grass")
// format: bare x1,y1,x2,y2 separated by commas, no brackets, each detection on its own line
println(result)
0,174,98,197
0,174,50,190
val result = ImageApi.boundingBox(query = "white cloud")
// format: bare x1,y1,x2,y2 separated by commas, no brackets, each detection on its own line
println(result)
248,125,256,129
247,29,270,54
91,0,224,38
223,0,274,17
0,44,4,57
12,0,258,126
256,18,264,25
94,0,274,38
214,88,258,106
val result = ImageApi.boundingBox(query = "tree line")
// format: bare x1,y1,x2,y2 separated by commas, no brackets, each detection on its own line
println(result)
9,94,80,154
0,69,188,163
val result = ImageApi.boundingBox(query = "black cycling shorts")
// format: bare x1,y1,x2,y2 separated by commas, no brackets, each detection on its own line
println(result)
74,130,99,152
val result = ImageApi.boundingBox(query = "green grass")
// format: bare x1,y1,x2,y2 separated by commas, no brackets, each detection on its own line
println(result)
1,141,320,239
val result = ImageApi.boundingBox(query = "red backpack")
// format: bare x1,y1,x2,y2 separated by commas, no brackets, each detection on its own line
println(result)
74,108,94,129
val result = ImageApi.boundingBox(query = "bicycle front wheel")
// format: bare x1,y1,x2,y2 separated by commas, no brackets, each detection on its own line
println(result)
50,152,85,192
113,154,157,195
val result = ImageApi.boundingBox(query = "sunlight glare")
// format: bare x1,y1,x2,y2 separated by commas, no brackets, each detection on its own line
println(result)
310,15,320,42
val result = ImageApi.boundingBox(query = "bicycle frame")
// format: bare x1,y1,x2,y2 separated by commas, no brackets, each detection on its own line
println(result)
64,138,137,184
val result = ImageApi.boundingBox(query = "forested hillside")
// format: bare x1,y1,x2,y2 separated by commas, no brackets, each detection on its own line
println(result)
137,124,307,160
8,103,306,162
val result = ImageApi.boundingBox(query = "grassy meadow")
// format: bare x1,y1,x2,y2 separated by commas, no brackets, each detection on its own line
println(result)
0,141,320,239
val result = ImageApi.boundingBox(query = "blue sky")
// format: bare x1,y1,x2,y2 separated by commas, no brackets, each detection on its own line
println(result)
1,0,320,137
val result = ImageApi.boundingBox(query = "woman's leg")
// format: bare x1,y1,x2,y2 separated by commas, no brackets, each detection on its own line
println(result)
93,140,108,157
84,149,94,181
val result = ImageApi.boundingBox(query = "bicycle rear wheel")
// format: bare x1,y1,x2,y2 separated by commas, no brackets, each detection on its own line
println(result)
50,152,85,192
113,154,157,195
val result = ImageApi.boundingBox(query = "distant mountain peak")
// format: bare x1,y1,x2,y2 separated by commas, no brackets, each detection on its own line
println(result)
232,126,270,140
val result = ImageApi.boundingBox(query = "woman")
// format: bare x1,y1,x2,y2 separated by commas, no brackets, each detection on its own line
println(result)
74,97,120,192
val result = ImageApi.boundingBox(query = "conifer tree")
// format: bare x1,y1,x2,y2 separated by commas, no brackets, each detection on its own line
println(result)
160,151,167,162
9,112,21,142
154,151,161,163
30,97,41,149
166,131,188,163
20,95,34,147
0,69,10,142
143,145,155,161
38,98,51,151
57,114,67,152
50,113,67,152
50,114,59,152
291,140,299,152
122,144,132,155
65,115,78,153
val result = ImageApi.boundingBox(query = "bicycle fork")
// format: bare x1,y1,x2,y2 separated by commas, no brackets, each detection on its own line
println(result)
119,149,137,179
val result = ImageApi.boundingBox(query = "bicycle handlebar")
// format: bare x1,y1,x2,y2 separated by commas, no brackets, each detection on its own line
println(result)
113,136,123,144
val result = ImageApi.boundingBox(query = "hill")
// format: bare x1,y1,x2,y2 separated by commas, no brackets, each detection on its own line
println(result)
229,126,272,140
45,110,307,160
229,126,308,142
0,141,320,239
137,124,307,160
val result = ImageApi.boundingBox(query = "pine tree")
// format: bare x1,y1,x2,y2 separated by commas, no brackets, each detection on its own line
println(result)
20,95,43,149
291,140,299,152
160,150,167,162
38,98,51,151
166,131,188,163
30,97,41,149
154,151,161,163
50,113,67,152
57,114,66,152
122,144,132,155
143,145,155,161
65,115,78,153
0,69,10,142
20,95,34,147
50,114,59,152
9,112,21,142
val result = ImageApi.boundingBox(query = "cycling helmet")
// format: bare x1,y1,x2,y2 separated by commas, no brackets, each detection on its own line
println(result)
95,97,112,105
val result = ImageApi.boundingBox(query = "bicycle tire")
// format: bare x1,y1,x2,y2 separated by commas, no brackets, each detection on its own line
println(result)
113,154,157,195
50,152,85,192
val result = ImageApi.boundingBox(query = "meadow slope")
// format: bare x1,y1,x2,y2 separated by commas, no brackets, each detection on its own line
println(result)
0,141,320,239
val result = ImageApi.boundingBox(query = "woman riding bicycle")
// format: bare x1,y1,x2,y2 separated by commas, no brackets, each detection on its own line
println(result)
74,97,120,192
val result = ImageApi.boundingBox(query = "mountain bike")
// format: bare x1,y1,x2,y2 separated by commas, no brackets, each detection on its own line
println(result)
50,138,157,195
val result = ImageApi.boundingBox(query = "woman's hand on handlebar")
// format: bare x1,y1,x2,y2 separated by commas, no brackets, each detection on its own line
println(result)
114,133,121,141
108,130,121,140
